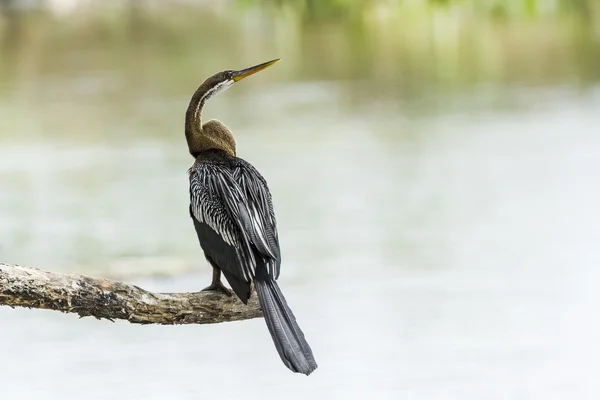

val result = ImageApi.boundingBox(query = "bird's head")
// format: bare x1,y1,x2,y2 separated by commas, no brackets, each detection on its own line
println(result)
199,58,281,102
186,59,280,157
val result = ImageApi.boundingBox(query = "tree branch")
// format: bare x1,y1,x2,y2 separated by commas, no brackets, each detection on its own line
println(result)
0,262,262,325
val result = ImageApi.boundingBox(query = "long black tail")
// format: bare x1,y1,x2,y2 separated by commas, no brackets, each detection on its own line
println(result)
254,270,318,375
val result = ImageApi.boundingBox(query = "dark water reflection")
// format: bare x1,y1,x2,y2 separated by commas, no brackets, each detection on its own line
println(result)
1,3,600,399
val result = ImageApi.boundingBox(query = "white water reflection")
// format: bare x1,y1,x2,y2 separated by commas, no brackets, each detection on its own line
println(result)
2,2,600,396
2,82,600,399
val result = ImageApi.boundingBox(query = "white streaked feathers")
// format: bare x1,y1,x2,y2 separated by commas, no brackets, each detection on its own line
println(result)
189,160,280,282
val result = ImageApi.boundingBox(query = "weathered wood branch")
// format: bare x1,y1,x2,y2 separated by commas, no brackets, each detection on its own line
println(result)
0,262,262,325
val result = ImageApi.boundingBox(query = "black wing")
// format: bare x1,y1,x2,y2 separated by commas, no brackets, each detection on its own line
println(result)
232,159,280,278
189,160,281,295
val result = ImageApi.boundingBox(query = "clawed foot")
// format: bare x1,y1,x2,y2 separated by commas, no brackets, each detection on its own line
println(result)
202,266,233,296
202,281,233,297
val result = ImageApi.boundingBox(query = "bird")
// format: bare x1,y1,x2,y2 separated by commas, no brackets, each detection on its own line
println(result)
184,59,318,375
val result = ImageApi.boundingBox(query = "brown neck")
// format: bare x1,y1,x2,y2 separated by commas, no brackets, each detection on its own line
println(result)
185,81,211,156
184,81,236,158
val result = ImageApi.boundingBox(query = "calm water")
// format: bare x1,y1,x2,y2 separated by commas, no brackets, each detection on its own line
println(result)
1,2,600,399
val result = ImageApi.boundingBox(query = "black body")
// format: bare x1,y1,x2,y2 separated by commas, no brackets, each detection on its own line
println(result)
189,149,317,375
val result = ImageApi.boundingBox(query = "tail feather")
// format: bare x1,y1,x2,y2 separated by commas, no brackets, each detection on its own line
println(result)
254,271,317,375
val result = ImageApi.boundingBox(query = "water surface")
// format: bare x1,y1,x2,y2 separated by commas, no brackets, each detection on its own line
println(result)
1,3,600,399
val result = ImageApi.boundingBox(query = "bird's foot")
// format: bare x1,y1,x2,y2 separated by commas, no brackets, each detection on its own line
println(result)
201,281,233,297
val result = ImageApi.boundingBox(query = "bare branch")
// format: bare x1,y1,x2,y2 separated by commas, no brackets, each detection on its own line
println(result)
0,262,262,324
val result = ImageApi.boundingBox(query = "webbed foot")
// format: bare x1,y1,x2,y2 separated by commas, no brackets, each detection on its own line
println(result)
201,281,232,297
202,266,232,296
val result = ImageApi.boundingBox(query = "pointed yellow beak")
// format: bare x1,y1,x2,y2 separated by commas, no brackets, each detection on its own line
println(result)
232,59,280,82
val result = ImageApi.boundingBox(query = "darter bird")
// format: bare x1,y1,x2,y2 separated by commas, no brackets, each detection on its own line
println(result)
185,59,317,375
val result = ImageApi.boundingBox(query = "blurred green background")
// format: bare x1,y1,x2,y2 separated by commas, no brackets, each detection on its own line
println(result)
1,1,600,399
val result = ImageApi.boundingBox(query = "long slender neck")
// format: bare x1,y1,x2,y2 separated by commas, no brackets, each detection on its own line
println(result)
185,82,211,156
184,80,236,158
